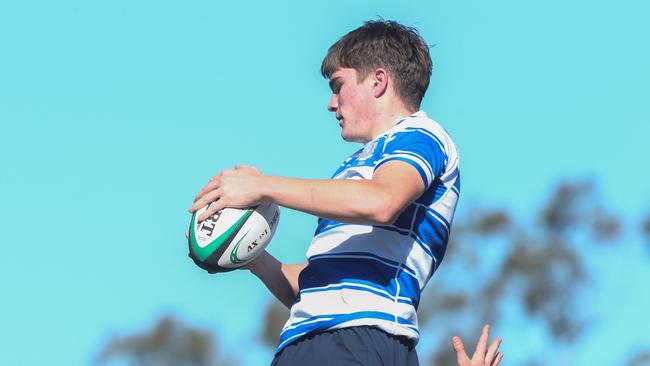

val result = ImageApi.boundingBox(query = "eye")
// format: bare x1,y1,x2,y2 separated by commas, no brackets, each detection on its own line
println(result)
329,79,342,94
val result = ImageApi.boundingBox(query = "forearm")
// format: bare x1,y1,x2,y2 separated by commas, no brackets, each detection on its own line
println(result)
246,251,306,309
261,175,396,225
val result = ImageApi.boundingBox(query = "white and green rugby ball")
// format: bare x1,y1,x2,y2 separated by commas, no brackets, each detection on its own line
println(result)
188,202,280,273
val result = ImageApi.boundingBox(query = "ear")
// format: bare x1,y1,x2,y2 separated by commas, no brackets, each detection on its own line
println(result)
371,68,389,98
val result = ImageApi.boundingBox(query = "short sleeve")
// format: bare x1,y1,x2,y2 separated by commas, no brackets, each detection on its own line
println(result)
374,127,447,188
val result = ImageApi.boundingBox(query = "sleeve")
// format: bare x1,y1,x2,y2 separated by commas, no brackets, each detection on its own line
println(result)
374,127,447,189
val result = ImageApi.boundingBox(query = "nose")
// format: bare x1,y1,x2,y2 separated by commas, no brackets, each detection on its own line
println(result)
328,94,338,112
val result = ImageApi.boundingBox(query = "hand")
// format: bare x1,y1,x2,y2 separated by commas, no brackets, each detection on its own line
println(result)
189,165,266,221
452,325,503,366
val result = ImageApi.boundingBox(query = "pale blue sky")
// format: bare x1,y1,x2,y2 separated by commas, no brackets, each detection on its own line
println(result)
1,0,649,365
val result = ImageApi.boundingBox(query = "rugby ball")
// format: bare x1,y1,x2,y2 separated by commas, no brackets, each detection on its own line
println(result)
188,202,280,273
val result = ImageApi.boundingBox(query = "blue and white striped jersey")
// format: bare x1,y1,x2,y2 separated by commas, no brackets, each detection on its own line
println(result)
277,111,460,353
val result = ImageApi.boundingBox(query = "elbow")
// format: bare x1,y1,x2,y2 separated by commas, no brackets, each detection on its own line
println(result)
365,194,401,226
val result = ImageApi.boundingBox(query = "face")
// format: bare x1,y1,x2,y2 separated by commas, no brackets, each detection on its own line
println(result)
327,68,376,143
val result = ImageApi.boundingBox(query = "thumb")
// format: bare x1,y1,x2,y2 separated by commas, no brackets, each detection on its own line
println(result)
453,336,470,365
234,164,260,173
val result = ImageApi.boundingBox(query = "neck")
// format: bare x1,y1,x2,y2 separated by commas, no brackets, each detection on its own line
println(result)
366,103,417,142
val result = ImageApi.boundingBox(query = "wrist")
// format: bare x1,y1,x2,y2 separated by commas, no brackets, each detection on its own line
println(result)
244,250,270,275
259,175,277,203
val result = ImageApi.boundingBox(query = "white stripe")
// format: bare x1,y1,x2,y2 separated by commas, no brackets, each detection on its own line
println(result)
332,165,374,180
300,281,413,303
277,332,309,350
290,289,417,323
392,264,403,323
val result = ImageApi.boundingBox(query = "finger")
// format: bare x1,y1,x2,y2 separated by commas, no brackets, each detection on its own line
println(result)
195,178,221,202
452,336,470,365
189,189,221,213
185,231,189,239
491,352,503,366
472,324,490,360
209,172,223,182
199,199,227,222
485,337,502,365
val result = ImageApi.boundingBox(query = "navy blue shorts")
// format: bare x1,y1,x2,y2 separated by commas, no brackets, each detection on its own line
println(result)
271,326,419,366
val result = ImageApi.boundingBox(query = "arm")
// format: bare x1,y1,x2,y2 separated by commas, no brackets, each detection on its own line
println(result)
190,160,425,226
244,251,307,309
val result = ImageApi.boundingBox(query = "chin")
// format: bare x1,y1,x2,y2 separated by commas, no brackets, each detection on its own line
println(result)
340,132,364,143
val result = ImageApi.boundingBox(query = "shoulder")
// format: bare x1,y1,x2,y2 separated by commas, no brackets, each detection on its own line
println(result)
387,111,456,152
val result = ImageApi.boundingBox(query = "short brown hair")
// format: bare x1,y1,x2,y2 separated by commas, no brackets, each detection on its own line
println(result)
321,20,433,111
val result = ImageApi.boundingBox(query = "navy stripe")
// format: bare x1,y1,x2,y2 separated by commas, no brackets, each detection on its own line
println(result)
429,209,450,231
299,257,421,301
309,251,417,277
414,218,448,263
392,204,419,233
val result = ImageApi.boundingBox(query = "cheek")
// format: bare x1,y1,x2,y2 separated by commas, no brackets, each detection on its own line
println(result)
340,90,362,112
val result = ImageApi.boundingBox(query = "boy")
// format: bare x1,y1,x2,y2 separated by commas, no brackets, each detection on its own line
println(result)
190,20,501,365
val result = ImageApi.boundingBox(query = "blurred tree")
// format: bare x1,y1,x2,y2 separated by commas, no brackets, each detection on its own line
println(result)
260,299,290,347
420,181,622,364
257,181,635,365
94,315,236,366
627,350,650,366
642,214,650,242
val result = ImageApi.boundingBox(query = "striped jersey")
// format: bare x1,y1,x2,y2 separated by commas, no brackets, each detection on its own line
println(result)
277,111,460,353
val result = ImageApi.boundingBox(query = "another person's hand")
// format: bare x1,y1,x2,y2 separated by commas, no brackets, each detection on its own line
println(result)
189,165,265,221
452,324,503,366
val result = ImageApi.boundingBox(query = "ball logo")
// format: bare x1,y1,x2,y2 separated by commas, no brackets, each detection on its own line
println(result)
198,211,222,238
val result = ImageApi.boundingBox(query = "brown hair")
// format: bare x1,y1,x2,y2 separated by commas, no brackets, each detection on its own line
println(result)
321,20,433,111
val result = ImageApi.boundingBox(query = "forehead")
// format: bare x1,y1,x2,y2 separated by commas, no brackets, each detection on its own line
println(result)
329,68,361,91
330,68,357,80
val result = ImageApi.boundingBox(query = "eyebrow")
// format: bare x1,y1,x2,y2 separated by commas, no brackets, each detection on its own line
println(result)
329,77,342,91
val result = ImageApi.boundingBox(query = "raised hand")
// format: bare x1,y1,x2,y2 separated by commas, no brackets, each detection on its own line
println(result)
452,325,503,366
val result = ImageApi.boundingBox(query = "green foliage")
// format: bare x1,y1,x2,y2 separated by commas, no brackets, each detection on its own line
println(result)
94,315,232,366
419,181,623,364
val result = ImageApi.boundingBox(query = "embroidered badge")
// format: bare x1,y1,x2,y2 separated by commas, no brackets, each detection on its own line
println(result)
357,140,378,162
